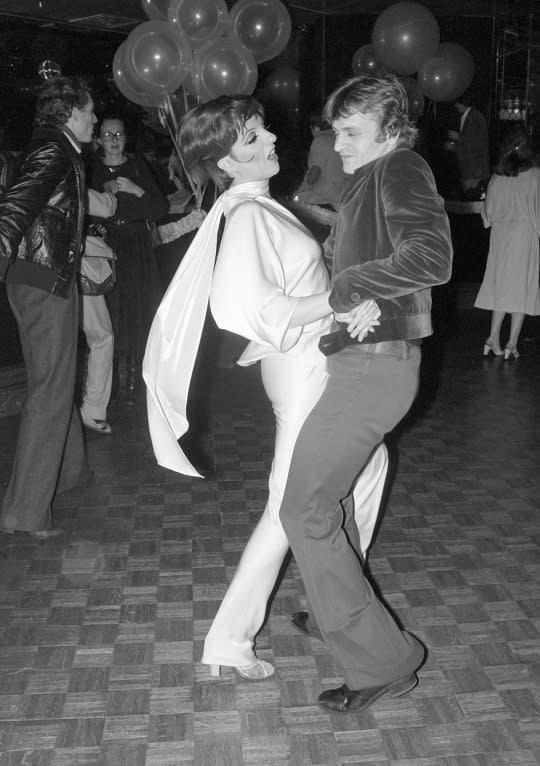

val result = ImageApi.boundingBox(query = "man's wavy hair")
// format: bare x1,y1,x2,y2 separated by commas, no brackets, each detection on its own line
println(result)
323,72,417,149
35,76,92,128
178,94,264,190
495,125,535,177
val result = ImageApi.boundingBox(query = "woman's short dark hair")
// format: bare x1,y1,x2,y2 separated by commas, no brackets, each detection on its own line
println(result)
495,125,534,177
323,72,417,149
178,95,264,190
100,115,125,129
35,76,92,128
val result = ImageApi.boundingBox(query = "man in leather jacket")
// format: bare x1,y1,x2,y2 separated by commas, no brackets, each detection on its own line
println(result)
280,73,453,713
0,77,97,539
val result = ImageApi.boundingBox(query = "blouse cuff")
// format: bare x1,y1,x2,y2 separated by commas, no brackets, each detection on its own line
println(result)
260,292,303,352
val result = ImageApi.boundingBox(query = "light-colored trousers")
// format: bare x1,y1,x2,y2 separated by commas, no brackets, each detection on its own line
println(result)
201,350,388,668
80,294,114,421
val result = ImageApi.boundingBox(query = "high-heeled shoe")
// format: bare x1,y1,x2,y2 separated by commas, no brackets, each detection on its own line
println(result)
483,338,504,357
209,658,274,680
504,343,520,360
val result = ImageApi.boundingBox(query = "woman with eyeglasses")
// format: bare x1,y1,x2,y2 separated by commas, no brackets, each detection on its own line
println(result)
90,116,169,401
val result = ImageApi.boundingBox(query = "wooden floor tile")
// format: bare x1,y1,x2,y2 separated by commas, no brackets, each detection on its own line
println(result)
1,314,539,764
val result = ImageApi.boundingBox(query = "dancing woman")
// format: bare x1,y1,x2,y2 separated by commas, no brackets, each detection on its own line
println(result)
143,95,388,679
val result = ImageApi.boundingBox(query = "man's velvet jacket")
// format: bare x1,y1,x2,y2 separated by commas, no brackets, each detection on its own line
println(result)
327,147,453,343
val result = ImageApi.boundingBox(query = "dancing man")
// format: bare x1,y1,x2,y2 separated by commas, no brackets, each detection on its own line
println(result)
280,72,453,713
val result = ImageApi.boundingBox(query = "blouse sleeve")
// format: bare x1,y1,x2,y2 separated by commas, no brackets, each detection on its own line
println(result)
210,200,302,352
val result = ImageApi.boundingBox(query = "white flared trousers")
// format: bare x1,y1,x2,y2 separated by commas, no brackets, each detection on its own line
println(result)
202,351,388,668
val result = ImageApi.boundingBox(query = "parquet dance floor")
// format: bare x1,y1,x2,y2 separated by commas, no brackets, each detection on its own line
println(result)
1,309,539,766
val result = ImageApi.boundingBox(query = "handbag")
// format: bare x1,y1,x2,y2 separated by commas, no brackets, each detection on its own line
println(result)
78,234,116,296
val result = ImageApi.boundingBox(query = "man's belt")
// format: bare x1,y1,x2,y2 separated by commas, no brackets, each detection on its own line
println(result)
319,326,421,357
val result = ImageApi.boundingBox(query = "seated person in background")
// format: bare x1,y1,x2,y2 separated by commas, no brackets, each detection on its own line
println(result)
294,114,348,211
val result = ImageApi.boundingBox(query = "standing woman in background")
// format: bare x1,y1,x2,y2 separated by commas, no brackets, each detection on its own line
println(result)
475,125,540,358
90,116,169,399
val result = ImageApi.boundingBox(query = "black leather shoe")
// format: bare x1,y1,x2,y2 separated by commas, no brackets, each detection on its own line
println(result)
290,611,324,642
318,673,418,713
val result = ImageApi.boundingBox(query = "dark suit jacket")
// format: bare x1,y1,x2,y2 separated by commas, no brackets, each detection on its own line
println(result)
456,107,490,182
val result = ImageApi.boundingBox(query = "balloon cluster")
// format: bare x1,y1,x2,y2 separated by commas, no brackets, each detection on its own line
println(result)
113,0,292,109
351,1,475,112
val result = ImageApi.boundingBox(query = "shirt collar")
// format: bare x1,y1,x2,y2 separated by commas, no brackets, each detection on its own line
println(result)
61,126,82,153
460,107,472,132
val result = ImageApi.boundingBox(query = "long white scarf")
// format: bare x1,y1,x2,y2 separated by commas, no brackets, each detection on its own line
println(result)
142,180,270,477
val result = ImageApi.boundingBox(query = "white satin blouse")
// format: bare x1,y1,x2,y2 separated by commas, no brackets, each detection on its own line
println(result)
143,180,331,476
211,186,332,366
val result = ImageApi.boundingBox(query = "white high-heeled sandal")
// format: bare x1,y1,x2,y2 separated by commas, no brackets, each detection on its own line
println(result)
209,659,274,680
483,338,503,357
504,343,520,360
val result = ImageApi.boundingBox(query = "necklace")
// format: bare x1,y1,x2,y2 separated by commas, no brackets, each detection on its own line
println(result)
105,158,126,174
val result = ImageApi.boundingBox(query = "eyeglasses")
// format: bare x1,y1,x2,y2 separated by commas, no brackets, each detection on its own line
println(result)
102,131,125,141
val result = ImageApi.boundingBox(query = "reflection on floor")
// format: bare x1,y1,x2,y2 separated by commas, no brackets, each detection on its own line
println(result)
0,308,539,766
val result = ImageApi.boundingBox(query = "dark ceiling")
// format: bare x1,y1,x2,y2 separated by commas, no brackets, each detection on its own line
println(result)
0,0,531,34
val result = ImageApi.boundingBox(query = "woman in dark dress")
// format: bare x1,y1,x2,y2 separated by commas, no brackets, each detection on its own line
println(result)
90,116,169,400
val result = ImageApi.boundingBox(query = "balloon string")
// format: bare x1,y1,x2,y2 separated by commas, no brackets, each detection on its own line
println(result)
161,91,203,210
165,93,178,133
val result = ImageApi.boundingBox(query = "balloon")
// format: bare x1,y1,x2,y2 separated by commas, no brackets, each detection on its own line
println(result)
418,43,475,102
399,76,425,121
38,60,62,80
140,0,169,20
125,21,191,93
113,42,166,108
265,66,299,107
190,36,258,102
351,44,380,75
168,0,229,50
372,2,440,76
230,0,291,64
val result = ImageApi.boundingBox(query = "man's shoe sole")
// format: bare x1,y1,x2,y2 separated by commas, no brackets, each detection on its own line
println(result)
318,673,418,714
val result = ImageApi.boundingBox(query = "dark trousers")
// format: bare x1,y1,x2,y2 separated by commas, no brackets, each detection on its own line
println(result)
0,282,88,532
280,342,425,689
